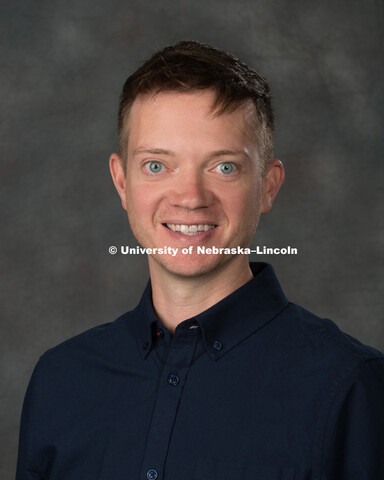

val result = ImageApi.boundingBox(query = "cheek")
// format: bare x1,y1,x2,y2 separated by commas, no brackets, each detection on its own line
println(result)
126,183,155,215
223,183,262,218
125,188,147,232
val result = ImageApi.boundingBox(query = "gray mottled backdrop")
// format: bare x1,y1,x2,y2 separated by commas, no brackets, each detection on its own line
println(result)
1,0,383,477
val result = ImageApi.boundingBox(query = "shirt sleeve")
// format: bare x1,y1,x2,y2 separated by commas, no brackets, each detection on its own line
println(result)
16,363,43,480
318,357,384,479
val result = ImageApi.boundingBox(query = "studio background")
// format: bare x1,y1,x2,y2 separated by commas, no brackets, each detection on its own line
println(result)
1,0,383,478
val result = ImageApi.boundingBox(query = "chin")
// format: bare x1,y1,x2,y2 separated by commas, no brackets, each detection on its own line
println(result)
150,252,231,279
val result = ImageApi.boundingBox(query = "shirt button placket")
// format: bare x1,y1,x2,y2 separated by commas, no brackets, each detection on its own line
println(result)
140,330,198,479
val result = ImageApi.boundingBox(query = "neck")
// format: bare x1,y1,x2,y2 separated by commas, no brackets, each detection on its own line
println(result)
148,257,253,334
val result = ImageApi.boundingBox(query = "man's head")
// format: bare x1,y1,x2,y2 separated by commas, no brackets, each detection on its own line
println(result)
118,40,274,176
110,41,284,280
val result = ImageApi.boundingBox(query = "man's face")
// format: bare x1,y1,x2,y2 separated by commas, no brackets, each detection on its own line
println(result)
110,90,282,278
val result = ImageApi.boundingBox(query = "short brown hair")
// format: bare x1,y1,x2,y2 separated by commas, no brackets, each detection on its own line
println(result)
118,40,274,174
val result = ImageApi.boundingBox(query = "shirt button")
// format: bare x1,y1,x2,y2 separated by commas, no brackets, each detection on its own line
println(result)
213,340,222,350
146,469,158,480
156,329,164,337
142,342,149,350
167,374,180,386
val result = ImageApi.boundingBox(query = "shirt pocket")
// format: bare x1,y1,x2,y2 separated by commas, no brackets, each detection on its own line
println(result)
193,457,295,480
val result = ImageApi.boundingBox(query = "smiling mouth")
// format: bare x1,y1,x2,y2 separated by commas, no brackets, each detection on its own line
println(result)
164,223,216,236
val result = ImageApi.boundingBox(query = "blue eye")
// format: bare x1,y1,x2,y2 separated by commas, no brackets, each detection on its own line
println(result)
145,161,164,174
218,162,236,174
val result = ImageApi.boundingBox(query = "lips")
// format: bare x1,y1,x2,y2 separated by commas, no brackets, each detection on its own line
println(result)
165,223,216,237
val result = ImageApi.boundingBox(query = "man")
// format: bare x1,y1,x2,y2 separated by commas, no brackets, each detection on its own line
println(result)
17,41,384,479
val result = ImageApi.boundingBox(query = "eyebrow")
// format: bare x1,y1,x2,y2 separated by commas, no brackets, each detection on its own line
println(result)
132,148,247,158
133,148,175,156
208,149,246,158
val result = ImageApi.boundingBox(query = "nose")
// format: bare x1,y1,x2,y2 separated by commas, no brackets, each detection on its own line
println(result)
169,170,214,210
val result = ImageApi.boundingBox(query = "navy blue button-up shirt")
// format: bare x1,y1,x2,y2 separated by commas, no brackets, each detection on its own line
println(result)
16,263,384,479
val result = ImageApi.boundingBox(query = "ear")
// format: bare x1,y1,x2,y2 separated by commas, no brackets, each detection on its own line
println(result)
261,159,285,214
109,153,127,211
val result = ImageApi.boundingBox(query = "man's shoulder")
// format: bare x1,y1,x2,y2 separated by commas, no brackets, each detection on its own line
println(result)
23,308,145,438
36,308,140,371
276,301,384,367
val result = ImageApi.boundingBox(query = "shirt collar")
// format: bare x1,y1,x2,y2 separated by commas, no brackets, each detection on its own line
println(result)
133,262,289,360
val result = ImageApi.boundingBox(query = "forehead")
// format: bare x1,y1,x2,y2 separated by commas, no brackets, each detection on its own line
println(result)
126,90,258,151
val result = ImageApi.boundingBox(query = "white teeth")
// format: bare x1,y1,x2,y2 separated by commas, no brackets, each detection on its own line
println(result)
166,224,215,236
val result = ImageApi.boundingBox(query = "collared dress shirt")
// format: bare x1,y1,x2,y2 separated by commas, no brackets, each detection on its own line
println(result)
16,262,384,480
